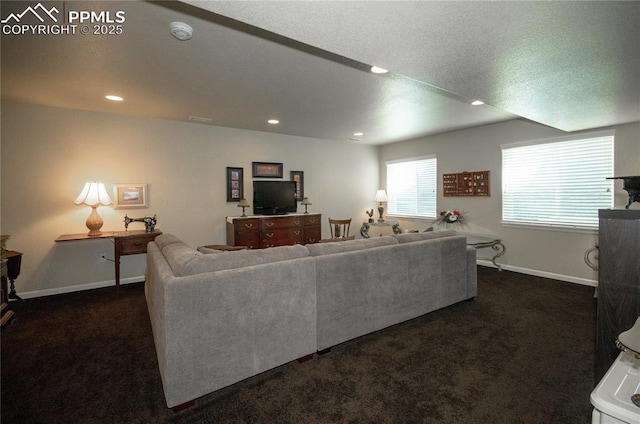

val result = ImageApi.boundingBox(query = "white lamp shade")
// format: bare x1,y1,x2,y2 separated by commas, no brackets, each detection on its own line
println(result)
74,182,113,206
237,198,250,208
374,189,388,202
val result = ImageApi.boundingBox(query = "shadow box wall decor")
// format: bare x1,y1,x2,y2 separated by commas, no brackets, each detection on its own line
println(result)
226,167,244,202
252,162,283,178
291,171,304,201
113,183,148,209
443,170,490,197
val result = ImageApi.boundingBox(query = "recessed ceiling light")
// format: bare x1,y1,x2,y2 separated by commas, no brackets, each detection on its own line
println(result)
354,132,364,137
370,66,389,74
267,119,280,124
471,100,485,106
105,95,123,102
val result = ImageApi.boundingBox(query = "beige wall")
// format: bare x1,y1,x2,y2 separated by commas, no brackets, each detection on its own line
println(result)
380,119,640,285
1,101,379,296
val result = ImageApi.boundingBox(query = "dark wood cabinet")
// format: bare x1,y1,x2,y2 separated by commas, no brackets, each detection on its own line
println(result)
227,214,321,248
596,209,640,381
302,214,322,244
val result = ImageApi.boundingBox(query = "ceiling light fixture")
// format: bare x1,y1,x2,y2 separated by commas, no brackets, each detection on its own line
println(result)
354,132,364,137
170,22,193,41
471,100,485,106
370,66,389,74
267,119,280,125
105,95,123,102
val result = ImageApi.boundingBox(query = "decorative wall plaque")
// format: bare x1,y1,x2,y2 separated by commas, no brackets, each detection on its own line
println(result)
443,171,490,197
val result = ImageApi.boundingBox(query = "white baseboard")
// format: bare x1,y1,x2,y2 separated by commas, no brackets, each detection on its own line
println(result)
15,276,145,300
477,259,597,287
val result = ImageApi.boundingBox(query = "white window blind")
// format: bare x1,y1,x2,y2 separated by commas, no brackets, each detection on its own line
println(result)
502,131,614,229
386,157,437,218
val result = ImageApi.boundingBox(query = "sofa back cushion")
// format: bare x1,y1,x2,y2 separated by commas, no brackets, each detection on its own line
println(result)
154,233,184,250
160,242,203,276
162,239,310,277
306,236,398,256
392,230,457,244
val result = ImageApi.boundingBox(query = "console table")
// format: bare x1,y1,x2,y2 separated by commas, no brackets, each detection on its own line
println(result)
55,229,162,287
226,214,321,248
453,232,507,271
360,221,402,238
465,235,506,271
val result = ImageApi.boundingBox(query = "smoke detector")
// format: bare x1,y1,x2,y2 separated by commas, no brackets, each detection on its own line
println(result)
170,22,193,41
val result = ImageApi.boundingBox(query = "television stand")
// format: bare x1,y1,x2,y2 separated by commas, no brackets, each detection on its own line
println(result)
226,214,321,248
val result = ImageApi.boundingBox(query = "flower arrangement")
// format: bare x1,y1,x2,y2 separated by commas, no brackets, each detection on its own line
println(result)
433,210,468,228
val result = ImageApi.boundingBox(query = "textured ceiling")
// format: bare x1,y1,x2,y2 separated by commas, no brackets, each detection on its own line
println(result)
1,1,638,145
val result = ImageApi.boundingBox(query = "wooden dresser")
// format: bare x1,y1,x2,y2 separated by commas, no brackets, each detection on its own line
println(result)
595,209,640,381
226,214,321,248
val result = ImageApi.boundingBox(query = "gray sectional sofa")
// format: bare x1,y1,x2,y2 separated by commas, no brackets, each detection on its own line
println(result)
145,231,477,408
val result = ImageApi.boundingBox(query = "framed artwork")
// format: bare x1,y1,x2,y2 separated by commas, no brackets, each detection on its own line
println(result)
291,171,304,201
252,162,283,178
113,184,148,209
226,167,244,202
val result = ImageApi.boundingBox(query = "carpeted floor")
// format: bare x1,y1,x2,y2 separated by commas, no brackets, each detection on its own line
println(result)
1,266,597,423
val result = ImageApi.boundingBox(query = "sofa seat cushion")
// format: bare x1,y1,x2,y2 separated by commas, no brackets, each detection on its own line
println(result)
306,236,398,256
393,230,457,243
167,243,310,277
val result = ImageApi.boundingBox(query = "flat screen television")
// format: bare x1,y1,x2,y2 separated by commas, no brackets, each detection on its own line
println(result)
253,181,298,215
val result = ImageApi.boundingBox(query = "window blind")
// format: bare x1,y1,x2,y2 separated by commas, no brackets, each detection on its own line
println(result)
502,131,614,229
386,157,437,218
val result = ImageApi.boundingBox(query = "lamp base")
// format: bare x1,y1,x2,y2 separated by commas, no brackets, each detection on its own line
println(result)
86,206,104,237
377,205,385,222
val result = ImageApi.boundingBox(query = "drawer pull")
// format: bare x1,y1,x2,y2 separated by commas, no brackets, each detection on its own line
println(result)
244,223,254,229
265,222,274,227
294,230,301,235
265,232,274,238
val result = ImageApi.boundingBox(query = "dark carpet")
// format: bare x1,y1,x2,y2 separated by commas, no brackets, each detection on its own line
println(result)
1,267,597,423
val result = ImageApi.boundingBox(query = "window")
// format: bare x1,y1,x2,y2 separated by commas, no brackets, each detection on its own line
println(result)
501,131,614,229
386,156,437,218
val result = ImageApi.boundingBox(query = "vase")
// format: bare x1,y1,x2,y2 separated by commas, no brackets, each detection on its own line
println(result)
446,223,455,230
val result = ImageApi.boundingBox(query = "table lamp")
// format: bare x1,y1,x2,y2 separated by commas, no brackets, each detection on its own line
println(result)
301,197,312,214
237,198,250,217
74,182,113,236
375,189,387,222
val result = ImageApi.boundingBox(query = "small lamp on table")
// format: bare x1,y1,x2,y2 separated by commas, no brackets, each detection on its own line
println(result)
237,198,250,217
375,189,387,222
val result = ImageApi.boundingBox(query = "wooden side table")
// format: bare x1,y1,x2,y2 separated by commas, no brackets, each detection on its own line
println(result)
56,230,162,287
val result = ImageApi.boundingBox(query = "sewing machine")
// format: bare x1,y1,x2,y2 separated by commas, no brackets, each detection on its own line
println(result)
124,214,157,232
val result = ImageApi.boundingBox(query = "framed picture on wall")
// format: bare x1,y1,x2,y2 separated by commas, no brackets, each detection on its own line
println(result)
113,183,148,209
291,171,304,201
252,162,283,178
227,167,244,202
